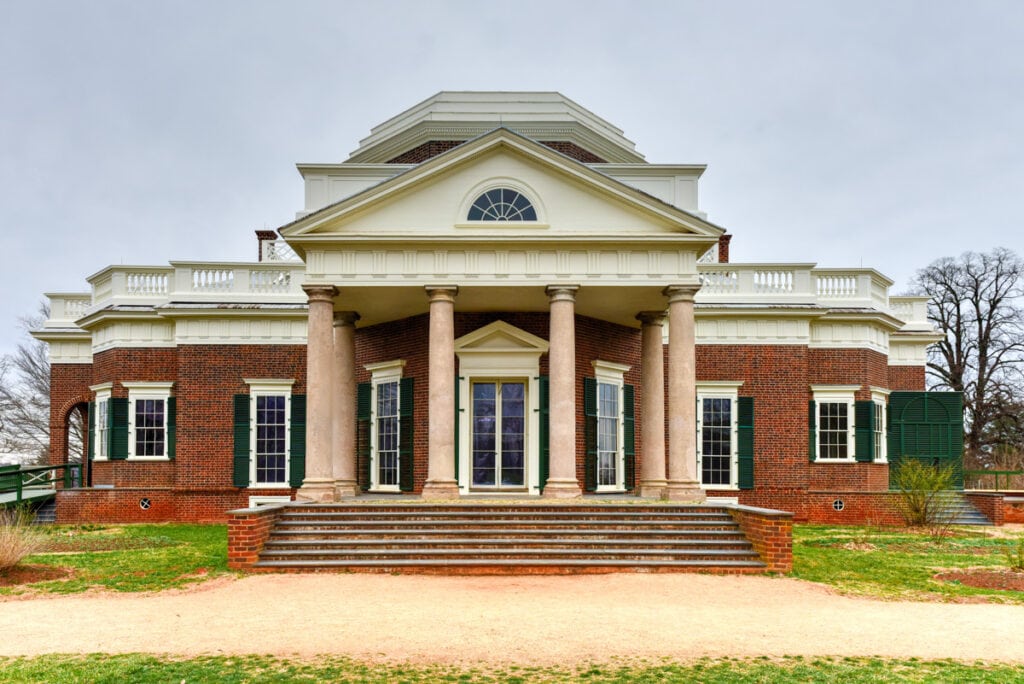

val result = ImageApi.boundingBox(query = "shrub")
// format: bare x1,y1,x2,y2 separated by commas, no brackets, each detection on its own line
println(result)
1005,538,1024,573
0,506,47,572
890,459,958,536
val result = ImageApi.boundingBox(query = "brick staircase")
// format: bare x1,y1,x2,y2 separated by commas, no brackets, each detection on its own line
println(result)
934,492,992,526
250,504,770,574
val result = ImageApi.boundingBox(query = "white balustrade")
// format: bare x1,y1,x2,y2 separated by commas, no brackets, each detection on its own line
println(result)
261,240,301,262
816,273,858,299
125,271,169,296
250,268,293,293
753,269,794,293
192,268,234,292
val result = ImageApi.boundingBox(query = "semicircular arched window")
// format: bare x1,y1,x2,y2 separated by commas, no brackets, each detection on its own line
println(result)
467,188,538,221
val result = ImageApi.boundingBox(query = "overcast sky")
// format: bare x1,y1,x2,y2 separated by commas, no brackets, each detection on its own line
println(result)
2,1,1022,358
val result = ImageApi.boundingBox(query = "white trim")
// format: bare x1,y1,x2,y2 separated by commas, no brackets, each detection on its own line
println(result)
456,177,548,227
91,385,112,461
123,382,174,461
366,361,405,492
870,388,889,463
811,386,857,462
248,495,291,507
696,382,742,490
592,361,628,493
248,382,293,489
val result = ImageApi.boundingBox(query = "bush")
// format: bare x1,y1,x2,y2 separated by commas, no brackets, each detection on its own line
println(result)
890,459,957,535
0,506,46,571
1005,538,1024,573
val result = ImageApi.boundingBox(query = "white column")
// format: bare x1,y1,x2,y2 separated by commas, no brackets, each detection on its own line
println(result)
664,284,706,503
297,284,338,503
332,311,359,498
637,311,667,498
543,285,582,498
421,286,461,499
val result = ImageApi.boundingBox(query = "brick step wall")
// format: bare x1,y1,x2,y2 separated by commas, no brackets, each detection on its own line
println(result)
249,504,770,574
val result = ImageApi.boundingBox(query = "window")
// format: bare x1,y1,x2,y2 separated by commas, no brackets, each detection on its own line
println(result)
90,383,113,461
871,388,889,463
365,360,406,491
245,380,294,488
696,382,743,488
589,361,632,492
811,386,857,461
467,188,537,221
123,382,174,460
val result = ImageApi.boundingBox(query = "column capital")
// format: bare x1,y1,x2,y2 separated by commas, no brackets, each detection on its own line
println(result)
333,311,360,327
636,311,666,326
545,284,580,303
425,285,459,303
662,283,701,304
303,284,338,304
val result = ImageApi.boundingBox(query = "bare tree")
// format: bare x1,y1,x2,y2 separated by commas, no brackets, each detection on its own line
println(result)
0,303,55,464
913,248,1024,467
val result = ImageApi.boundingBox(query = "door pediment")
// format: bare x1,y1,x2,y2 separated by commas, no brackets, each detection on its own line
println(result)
455,320,549,356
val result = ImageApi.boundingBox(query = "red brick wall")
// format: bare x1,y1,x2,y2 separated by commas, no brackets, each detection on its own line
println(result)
56,487,295,524
386,139,607,164
889,365,926,391
730,506,793,572
807,348,889,400
48,363,94,467
717,234,731,263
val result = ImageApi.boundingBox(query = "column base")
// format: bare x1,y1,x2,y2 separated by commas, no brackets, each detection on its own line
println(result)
334,480,359,499
421,479,461,500
664,480,707,503
638,479,668,499
295,479,337,503
542,479,582,499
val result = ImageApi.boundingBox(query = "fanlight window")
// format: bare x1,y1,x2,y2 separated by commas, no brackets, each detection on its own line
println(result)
467,188,537,221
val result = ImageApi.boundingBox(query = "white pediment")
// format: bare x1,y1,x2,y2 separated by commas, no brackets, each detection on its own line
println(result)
455,320,549,355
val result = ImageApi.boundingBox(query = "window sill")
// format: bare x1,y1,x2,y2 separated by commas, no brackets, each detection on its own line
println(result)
704,485,740,491
813,458,858,464
251,483,292,490
126,457,172,462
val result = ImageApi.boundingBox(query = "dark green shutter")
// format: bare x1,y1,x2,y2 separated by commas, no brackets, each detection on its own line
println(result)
854,400,875,463
808,400,817,462
109,397,129,460
289,395,306,488
583,377,598,492
538,376,549,492
738,397,755,490
888,391,964,489
399,377,414,492
623,384,636,490
87,402,96,461
166,397,176,460
454,375,461,481
357,382,372,491
232,394,250,487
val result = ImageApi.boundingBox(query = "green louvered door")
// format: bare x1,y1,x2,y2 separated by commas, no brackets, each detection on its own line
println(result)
888,392,965,489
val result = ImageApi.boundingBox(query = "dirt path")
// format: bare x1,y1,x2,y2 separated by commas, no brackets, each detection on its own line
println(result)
2,573,1023,664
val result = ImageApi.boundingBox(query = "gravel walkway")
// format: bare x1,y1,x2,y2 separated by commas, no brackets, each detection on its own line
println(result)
2,573,1023,664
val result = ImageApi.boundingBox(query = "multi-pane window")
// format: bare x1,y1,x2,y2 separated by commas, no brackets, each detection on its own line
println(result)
95,398,109,459
700,397,733,486
818,402,850,460
597,382,619,487
873,401,886,461
467,188,538,221
255,395,288,485
376,380,400,487
133,399,166,457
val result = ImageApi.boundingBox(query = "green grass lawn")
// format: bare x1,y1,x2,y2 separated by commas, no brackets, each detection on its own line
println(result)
1,523,229,595
0,654,1022,683
792,524,1024,602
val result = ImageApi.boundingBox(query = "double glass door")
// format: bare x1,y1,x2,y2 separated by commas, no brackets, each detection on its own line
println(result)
471,381,526,489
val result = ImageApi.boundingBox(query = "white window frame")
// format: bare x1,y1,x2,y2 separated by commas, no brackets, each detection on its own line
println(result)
244,379,294,489
89,382,113,461
365,360,405,492
870,387,890,463
696,381,743,490
122,382,174,461
592,360,631,493
811,385,858,462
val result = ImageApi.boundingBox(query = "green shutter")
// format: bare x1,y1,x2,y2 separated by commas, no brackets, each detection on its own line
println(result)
289,395,306,488
87,402,96,461
109,397,129,460
454,375,461,481
399,377,415,492
232,394,250,487
538,375,550,492
166,397,176,460
854,400,875,463
738,397,755,490
808,400,817,462
888,391,965,489
623,384,636,491
357,382,372,491
584,377,598,492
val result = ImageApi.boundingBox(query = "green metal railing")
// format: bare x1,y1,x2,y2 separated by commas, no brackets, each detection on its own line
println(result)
964,469,1024,491
0,463,83,504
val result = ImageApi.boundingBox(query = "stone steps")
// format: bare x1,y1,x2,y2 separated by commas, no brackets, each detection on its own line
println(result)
252,504,769,574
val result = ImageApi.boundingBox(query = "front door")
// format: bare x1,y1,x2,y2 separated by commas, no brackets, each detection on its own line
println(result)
471,380,526,490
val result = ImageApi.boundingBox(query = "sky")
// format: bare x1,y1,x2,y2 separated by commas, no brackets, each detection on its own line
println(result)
1,0,1022,358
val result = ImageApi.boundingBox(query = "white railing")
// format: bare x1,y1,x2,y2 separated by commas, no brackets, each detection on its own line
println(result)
261,240,301,262
125,271,169,296
43,293,93,327
697,264,892,309
889,296,931,329
192,268,234,292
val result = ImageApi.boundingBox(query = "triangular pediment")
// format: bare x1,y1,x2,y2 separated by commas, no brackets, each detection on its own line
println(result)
279,128,723,245
455,320,549,354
